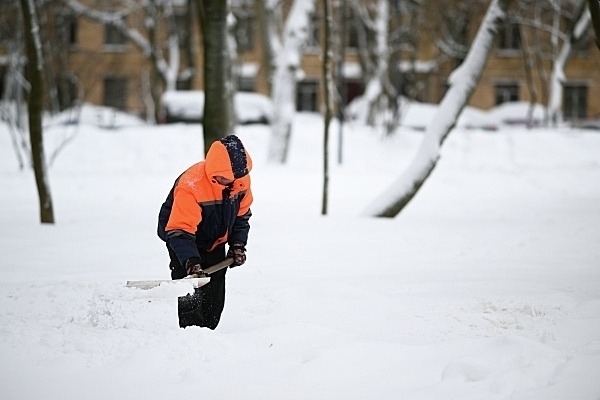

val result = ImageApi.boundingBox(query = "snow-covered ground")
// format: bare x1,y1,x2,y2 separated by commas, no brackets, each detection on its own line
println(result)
1,104,599,399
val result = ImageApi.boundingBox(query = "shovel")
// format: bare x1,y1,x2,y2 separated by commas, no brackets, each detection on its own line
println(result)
126,257,234,290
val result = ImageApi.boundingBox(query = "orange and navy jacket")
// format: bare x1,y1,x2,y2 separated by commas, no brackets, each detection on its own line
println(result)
157,135,253,265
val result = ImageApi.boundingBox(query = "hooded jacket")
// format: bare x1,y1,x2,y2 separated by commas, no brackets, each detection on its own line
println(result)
157,135,253,265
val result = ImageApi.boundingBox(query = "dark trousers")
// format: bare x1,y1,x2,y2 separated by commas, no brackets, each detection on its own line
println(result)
168,245,227,329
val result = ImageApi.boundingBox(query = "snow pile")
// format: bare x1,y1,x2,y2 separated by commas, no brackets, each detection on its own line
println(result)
347,97,552,131
1,109,599,399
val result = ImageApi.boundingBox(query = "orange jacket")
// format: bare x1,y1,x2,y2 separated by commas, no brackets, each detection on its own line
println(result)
157,135,253,265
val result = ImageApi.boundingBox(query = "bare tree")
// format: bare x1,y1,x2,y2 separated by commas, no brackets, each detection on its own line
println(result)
197,0,234,154
365,0,512,218
547,0,591,125
255,0,275,96
65,0,182,123
350,0,400,134
20,0,55,224
321,0,334,215
590,0,600,49
266,0,316,164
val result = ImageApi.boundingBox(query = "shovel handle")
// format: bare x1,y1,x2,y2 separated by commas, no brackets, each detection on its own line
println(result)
187,257,234,278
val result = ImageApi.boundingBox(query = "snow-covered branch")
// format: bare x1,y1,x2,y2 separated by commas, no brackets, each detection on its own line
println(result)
65,0,180,92
364,0,511,218
548,6,591,124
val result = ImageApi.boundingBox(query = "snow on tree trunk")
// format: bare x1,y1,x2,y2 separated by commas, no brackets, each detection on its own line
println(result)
321,0,334,215
548,6,591,125
351,0,399,134
364,0,511,218
364,1,391,128
268,0,315,164
20,0,55,224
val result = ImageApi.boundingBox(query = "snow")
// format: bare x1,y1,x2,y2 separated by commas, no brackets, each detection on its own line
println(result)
161,90,273,124
1,102,600,399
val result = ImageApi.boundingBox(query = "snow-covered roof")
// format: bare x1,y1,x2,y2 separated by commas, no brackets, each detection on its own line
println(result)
342,62,362,79
238,62,259,78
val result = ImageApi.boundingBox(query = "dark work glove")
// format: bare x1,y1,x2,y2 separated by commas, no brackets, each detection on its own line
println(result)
185,257,203,276
227,243,246,267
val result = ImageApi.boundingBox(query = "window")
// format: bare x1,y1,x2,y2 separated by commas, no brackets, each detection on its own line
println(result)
238,77,255,92
563,83,587,120
63,14,77,47
572,35,591,55
340,7,358,51
495,82,519,105
103,76,127,110
306,13,321,50
175,13,192,55
498,21,520,51
234,13,255,53
104,20,126,47
346,22,359,51
0,66,6,99
296,81,319,112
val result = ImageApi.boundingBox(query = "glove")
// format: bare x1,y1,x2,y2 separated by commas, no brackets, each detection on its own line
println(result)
227,243,246,267
185,257,203,276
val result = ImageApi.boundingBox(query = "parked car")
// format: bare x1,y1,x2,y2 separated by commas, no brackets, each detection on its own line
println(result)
161,91,273,125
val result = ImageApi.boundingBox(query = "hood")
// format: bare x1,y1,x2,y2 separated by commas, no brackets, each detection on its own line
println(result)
204,135,253,181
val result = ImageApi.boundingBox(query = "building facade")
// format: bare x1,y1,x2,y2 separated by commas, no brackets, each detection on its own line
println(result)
1,0,598,124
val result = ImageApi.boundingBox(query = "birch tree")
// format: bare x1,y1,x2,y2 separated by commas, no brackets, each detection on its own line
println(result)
547,1,591,125
321,0,334,215
266,0,316,164
350,0,400,135
20,0,55,224
365,0,512,218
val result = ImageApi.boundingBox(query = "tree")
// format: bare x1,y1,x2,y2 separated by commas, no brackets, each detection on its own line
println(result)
255,0,275,96
588,0,600,49
198,0,234,154
65,0,182,123
365,0,512,218
20,0,55,224
547,0,591,125
350,0,401,134
321,0,334,215
1,5,27,170
267,0,316,164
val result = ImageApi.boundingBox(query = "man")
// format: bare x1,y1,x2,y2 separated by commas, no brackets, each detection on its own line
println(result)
157,134,253,329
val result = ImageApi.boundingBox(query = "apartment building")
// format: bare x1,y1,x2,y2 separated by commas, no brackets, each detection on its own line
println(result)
2,0,598,123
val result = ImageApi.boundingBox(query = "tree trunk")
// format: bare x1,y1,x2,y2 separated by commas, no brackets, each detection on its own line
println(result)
198,0,233,155
365,0,511,218
256,0,274,96
267,0,316,164
321,0,333,215
590,0,600,50
518,24,538,128
548,1,590,126
20,0,55,224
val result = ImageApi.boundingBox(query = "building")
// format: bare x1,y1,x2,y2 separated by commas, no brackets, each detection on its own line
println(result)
1,0,598,124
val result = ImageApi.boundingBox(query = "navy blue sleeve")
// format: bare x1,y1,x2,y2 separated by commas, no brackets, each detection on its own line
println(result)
166,230,201,265
229,209,252,246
